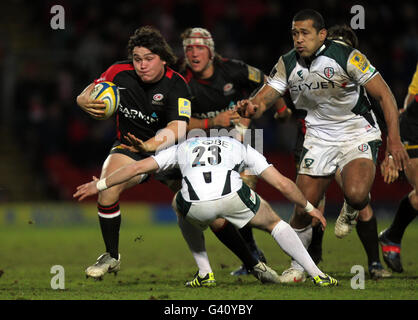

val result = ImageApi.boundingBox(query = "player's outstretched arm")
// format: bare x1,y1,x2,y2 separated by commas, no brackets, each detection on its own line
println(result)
187,110,241,130
259,166,327,229
76,82,106,118
122,120,187,153
235,84,281,119
73,157,159,201
364,74,410,170
273,97,292,121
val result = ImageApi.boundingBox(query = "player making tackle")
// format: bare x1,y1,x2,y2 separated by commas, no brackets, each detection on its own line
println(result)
75,26,280,285
74,135,338,287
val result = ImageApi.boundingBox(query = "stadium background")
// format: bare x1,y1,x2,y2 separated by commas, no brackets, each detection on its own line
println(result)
0,0,416,226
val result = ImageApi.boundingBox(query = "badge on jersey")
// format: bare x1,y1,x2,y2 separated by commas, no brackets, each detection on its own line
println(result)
248,66,262,83
358,144,369,152
350,53,370,73
324,67,334,79
303,158,315,168
178,98,191,118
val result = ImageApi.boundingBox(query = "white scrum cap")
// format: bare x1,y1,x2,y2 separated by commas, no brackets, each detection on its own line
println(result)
182,27,215,59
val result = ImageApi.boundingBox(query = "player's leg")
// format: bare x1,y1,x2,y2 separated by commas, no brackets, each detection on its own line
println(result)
334,136,381,239
355,204,391,278
379,157,418,272
307,195,325,265
283,174,332,282
249,198,338,286
339,157,391,278
294,125,326,264
172,193,216,287
335,167,389,277
335,159,374,238
232,172,267,276
169,184,261,278
209,218,261,274
86,152,147,279
190,188,281,284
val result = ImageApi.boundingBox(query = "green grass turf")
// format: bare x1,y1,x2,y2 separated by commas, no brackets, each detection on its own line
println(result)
0,220,416,300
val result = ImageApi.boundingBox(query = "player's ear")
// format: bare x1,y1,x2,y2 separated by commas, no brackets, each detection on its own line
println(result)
319,28,327,41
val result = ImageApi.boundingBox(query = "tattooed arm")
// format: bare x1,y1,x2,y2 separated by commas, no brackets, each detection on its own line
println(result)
236,84,282,119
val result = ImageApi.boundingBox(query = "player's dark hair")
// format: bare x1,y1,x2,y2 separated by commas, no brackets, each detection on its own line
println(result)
293,9,325,32
327,24,359,48
127,26,177,66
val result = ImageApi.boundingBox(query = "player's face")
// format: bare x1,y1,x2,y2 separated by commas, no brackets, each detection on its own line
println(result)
132,46,166,83
292,20,327,58
185,45,213,78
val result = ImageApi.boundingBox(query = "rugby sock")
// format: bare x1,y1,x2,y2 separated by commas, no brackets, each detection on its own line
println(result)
98,201,121,260
238,224,256,245
213,221,259,271
307,224,324,264
271,221,324,278
385,195,417,244
356,215,380,266
289,225,313,271
177,215,212,276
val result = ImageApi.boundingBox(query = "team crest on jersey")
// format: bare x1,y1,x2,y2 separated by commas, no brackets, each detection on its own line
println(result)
152,93,164,105
304,158,314,168
324,67,334,79
358,144,369,152
223,83,234,95
153,93,164,101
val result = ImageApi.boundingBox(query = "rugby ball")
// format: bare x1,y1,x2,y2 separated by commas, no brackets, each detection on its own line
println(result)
89,81,120,120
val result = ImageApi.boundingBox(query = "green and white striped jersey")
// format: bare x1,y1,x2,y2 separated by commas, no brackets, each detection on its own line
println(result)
268,39,381,142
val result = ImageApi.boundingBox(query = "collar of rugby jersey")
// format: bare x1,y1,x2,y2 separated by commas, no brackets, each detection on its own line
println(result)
302,39,332,66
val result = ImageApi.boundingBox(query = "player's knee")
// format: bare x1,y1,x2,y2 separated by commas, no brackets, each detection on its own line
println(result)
345,194,369,211
98,187,121,206
344,186,370,210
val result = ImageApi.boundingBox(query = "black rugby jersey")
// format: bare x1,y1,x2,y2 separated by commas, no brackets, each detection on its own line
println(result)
182,58,264,119
94,60,191,145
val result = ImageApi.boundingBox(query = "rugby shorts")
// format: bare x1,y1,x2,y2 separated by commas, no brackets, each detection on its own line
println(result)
175,183,260,230
108,140,151,184
298,132,382,176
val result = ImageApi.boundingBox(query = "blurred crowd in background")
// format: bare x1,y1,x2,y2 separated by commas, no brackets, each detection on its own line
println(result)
0,0,416,201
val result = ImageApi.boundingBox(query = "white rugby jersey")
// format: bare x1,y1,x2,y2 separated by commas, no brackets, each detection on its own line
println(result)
268,39,381,142
152,136,272,202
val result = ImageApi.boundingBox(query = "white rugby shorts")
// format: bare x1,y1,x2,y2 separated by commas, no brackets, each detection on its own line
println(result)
175,184,260,230
298,132,382,176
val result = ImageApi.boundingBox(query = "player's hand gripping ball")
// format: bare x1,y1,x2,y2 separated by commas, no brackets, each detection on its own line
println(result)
89,81,120,120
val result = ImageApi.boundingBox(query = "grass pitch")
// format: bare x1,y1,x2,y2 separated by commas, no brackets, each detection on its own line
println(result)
0,218,417,301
